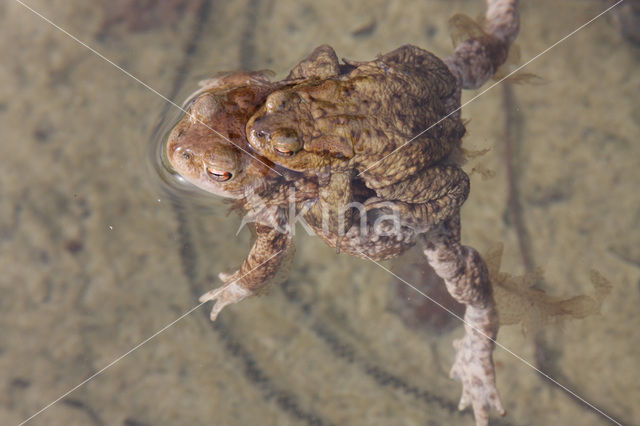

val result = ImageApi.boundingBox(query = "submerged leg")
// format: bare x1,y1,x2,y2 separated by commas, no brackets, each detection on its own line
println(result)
421,215,504,426
200,224,294,321
445,0,520,89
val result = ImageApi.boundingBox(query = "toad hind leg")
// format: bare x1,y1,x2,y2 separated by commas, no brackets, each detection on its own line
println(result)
444,0,519,90
421,215,504,426
366,165,470,233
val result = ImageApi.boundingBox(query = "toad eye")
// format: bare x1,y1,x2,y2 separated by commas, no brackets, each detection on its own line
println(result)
272,131,302,157
274,147,294,156
206,166,232,182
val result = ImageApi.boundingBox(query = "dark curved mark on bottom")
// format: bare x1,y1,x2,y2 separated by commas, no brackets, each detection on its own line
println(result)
173,203,333,426
61,398,105,426
501,84,626,425
280,280,517,426
164,2,334,423
280,280,462,416
210,318,331,426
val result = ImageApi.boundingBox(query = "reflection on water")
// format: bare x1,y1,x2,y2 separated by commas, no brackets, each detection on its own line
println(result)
2,1,638,425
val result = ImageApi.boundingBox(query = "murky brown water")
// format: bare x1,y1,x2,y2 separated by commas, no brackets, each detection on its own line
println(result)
1,1,638,425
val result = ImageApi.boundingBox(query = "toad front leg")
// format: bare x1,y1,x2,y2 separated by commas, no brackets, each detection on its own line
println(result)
200,223,294,321
306,168,356,244
420,215,504,426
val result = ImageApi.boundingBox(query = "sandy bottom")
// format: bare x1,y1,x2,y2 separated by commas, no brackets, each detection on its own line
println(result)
1,0,638,425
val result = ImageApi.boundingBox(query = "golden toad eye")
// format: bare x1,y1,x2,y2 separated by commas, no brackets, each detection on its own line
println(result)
206,167,232,182
274,146,294,156
272,131,301,157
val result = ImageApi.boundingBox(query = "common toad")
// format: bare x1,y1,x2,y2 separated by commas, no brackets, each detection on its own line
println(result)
165,72,418,319
247,44,470,235
243,1,519,424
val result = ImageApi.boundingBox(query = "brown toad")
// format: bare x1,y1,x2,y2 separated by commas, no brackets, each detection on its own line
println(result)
243,1,520,424
165,71,417,319
247,44,470,235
